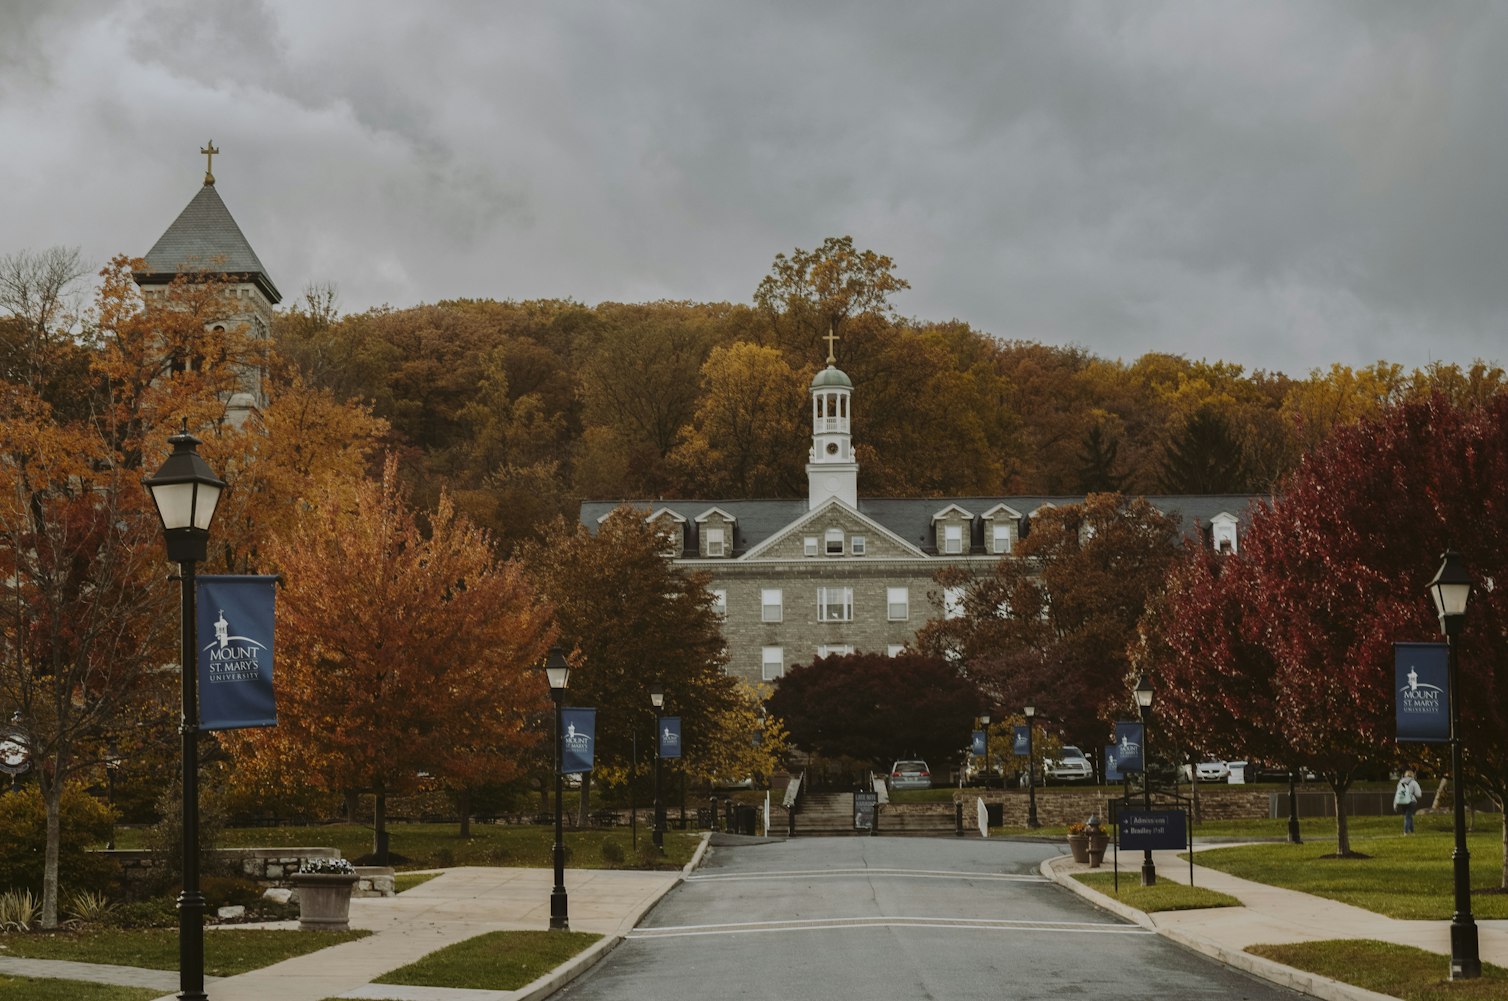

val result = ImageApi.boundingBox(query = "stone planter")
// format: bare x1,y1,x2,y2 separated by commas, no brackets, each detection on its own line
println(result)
1087,832,1109,867
1066,833,1090,863
291,872,359,931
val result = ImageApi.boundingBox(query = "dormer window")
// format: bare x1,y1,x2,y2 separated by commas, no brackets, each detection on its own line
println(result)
1211,512,1239,555
991,524,1011,554
825,528,844,555
705,527,725,557
944,524,963,555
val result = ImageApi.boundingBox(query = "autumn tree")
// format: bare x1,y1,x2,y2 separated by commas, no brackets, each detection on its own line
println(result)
519,507,741,821
766,651,981,772
753,236,910,362
224,456,554,859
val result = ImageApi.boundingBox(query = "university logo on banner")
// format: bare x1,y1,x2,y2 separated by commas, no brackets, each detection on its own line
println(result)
196,576,277,731
971,730,987,756
1114,721,1145,773
561,708,596,773
1013,725,1029,756
659,716,682,759
1395,642,1450,744
1105,744,1123,783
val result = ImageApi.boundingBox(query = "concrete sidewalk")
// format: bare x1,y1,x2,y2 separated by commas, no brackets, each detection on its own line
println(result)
1,841,701,1001
1045,843,1508,1001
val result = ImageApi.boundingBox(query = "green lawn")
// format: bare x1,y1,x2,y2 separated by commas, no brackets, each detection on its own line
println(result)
0,929,370,977
372,930,601,991
1248,940,1508,1000
0,975,160,1001
1072,872,1240,912
394,871,441,893
1193,826,1508,919
109,823,700,871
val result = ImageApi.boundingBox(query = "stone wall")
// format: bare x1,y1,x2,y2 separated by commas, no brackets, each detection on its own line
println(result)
103,847,339,885
956,787,1273,826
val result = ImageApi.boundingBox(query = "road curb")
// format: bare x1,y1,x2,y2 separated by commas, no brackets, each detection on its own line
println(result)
1039,856,1401,1001
515,832,711,1001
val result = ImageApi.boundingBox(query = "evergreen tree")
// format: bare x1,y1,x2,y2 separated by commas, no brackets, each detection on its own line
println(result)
1076,424,1128,493
1158,406,1248,493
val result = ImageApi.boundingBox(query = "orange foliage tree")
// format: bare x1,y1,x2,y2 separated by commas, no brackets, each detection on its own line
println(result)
224,457,553,858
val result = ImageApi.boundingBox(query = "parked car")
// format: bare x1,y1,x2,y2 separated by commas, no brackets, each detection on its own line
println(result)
1043,746,1093,783
1195,760,1230,782
888,759,932,791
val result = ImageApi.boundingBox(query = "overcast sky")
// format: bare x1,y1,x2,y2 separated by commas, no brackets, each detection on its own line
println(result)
3,1,1505,376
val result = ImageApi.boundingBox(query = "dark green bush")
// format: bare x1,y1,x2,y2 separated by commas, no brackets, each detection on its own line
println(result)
105,895,179,928
599,841,626,866
199,875,263,909
0,784,118,896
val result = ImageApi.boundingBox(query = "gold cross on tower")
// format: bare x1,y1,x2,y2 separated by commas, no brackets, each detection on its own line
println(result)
200,140,220,186
823,325,839,365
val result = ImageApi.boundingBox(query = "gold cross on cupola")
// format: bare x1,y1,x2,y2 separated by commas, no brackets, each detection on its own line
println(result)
824,325,839,365
200,140,220,186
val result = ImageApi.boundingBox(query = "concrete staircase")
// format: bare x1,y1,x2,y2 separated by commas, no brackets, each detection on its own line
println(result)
790,791,863,836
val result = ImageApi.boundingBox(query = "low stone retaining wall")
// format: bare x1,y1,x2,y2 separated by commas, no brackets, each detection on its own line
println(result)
353,866,395,897
103,847,339,884
954,787,1271,826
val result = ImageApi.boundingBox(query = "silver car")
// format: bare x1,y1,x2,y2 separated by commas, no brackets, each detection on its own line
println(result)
888,759,932,790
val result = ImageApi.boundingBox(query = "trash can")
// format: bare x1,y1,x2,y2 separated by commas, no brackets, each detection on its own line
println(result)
734,804,758,835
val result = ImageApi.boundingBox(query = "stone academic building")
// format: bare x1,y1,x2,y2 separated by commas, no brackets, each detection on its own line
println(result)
580,352,1257,687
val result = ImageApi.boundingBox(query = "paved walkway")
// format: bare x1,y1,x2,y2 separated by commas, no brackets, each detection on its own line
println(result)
1046,842,1508,1001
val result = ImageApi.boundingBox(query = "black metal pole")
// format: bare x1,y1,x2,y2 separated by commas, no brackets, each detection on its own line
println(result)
1445,615,1480,979
1026,722,1039,828
652,710,664,851
177,561,206,1001
1287,769,1302,844
106,765,117,852
550,691,569,931
1140,703,1156,887
983,725,991,790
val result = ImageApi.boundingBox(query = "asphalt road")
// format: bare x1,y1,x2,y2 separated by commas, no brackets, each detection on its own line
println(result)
551,835,1304,1001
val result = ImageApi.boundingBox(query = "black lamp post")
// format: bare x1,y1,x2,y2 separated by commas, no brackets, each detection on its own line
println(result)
143,423,225,1001
1134,674,1156,887
105,743,122,851
1023,704,1039,829
1286,768,1302,845
544,647,570,931
979,713,991,789
650,682,665,851
1429,550,1479,980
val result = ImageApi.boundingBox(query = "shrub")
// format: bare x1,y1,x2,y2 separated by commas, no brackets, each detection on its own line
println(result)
199,875,263,909
63,889,118,924
599,841,626,866
0,889,40,931
432,847,456,869
0,785,118,897
144,779,230,890
103,896,178,929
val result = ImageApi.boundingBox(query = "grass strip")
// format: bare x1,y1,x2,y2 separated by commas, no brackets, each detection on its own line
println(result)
1072,871,1240,912
394,871,441,893
1248,939,1508,1000
373,930,601,991
1192,830,1508,920
0,975,160,1001
0,928,370,977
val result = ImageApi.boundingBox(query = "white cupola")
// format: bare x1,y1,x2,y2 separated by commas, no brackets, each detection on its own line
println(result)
806,358,858,510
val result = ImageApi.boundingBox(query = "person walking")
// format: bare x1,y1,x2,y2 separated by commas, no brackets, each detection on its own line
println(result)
1395,769,1423,834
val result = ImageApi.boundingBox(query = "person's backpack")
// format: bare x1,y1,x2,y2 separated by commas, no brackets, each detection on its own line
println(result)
1394,782,1412,811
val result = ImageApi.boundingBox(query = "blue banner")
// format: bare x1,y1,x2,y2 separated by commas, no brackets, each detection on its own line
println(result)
1118,809,1187,850
561,708,596,773
1396,642,1450,744
1114,721,1145,773
971,730,987,756
1013,725,1029,756
659,716,682,759
1105,744,1123,783
196,575,277,731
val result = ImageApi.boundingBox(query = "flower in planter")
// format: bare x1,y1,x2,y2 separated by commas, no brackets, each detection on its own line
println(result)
298,857,356,875
1066,821,1088,836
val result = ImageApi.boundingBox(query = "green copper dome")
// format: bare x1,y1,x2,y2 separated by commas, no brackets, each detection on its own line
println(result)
811,365,852,390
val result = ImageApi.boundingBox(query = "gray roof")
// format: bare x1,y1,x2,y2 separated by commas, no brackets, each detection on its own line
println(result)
580,493,1266,556
136,183,281,303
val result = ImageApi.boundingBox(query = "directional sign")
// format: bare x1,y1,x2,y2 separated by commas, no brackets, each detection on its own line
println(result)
1118,809,1187,851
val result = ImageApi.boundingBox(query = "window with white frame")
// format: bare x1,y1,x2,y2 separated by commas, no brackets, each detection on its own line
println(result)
818,586,854,622
710,589,727,617
817,644,855,658
804,536,818,557
943,585,965,620
887,586,909,621
705,526,725,557
991,523,1012,554
944,523,963,554
887,644,905,657
825,527,844,555
851,535,866,556
761,646,784,681
761,588,783,622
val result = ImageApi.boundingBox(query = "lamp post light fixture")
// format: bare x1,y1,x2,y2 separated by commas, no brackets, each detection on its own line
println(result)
1429,550,1479,980
1134,675,1156,887
544,647,570,931
1023,704,1039,829
979,713,991,789
650,682,666,851
143,422,226,1001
